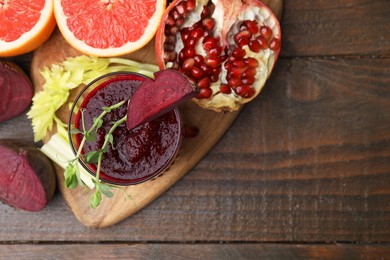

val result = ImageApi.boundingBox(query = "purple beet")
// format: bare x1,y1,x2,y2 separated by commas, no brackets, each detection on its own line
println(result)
0,61,33,122
0,139,56,211
126,69,199,130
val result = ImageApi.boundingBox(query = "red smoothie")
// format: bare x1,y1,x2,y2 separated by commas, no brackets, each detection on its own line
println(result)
72,73,182,185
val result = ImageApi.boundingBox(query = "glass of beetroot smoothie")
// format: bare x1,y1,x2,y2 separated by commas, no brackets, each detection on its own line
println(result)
68,72,182,185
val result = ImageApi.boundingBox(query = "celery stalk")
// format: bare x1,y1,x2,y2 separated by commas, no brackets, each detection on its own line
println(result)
40,133,94,188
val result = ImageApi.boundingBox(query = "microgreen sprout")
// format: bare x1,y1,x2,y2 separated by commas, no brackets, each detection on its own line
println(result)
64,100,131,208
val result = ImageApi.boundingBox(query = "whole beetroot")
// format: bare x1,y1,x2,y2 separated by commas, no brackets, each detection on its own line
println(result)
0,139,56,211
0,61,33,122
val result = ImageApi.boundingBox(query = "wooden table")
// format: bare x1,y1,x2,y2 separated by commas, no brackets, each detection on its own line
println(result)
1,0,390,259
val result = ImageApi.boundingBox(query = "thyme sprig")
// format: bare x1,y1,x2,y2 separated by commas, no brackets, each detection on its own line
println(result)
64,100,130,208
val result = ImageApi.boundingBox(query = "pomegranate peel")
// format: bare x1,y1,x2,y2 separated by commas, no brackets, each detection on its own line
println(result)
156,0,281,112
126,69,199,130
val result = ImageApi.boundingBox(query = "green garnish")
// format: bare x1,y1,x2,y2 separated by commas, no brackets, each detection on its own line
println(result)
27,55,158,142
65,100,129,208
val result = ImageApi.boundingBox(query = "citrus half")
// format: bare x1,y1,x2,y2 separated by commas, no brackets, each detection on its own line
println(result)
54,0,166,57
0,0,56,57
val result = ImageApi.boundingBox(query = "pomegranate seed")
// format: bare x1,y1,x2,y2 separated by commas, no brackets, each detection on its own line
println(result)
164,42,175,51
243,67,257,78
248,39,261,53
232,47,246,59
232,60,246,67
260,25,272,39
197,77,211,88
166,16,175,26
244,87,256,98
169,26,180,35
190,27,204,39
206,46,222,57
244,20,259,34
241,75,255,85
175,17,184,27
210,74,219,82
228,66,246,78
193,54,204,65
204,56,221,68
234,30,252,45
180,28,190,42
199,63,210,74
202,18,215,31
224,61,233,71
235,85,249,96
185,38,197,48
197,88,212,99
186,0,196,12
184,47,196,58
228,77,241,88
182,58,195,71
163,51,177,62
269,38,281,51
211,67,221,75
201,6,210,19
191,67,204,79
202,37,218,51
176,2,187,15
166,34,176,44
220,84,232,94
171,10,180,20
236,37,250,47
255,35,268,50
245,57,259,68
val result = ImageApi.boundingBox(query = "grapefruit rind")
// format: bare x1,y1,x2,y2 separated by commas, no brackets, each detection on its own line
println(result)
0,0,56,57
54,0,166,57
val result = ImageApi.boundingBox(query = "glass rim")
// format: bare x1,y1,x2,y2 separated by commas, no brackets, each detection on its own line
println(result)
67,71,183,186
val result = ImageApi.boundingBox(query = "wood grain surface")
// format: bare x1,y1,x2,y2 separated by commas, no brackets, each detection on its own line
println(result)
1,0,389,258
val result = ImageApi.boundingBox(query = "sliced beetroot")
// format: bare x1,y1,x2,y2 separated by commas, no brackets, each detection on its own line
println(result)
126,69,199,130
0,139,56,211
0,61,33,122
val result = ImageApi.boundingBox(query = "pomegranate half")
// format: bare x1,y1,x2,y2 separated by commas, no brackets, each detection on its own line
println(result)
155,0,281,112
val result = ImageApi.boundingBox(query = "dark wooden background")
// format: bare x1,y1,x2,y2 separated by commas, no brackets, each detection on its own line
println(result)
1,0,390,259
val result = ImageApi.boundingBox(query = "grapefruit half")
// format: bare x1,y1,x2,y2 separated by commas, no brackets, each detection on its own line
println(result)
54,0,166,57
0,0,56,57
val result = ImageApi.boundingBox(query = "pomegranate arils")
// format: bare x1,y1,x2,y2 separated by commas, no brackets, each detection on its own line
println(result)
245,57,259,68
197,87,212,99
232,47,246,59
260,25,272,39
193,54,204,65
191,67,204,79
220,84,232,94
186,0,196,11
202,18,215,31
160,0,280,105
243,67,257,78
204,56,221,68
197,77,211,88
243,20,259,34
255,35,268,50
190,27,204,39
234,30,252,45
269,38,281,51
206,46,222,57
202,37,218,50
182,58,195,71
248,39,261,53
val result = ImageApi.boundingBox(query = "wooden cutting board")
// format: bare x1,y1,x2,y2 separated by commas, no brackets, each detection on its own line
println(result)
30,0,283,228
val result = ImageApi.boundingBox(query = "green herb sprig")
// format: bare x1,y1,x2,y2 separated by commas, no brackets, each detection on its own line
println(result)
64,100,130,208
